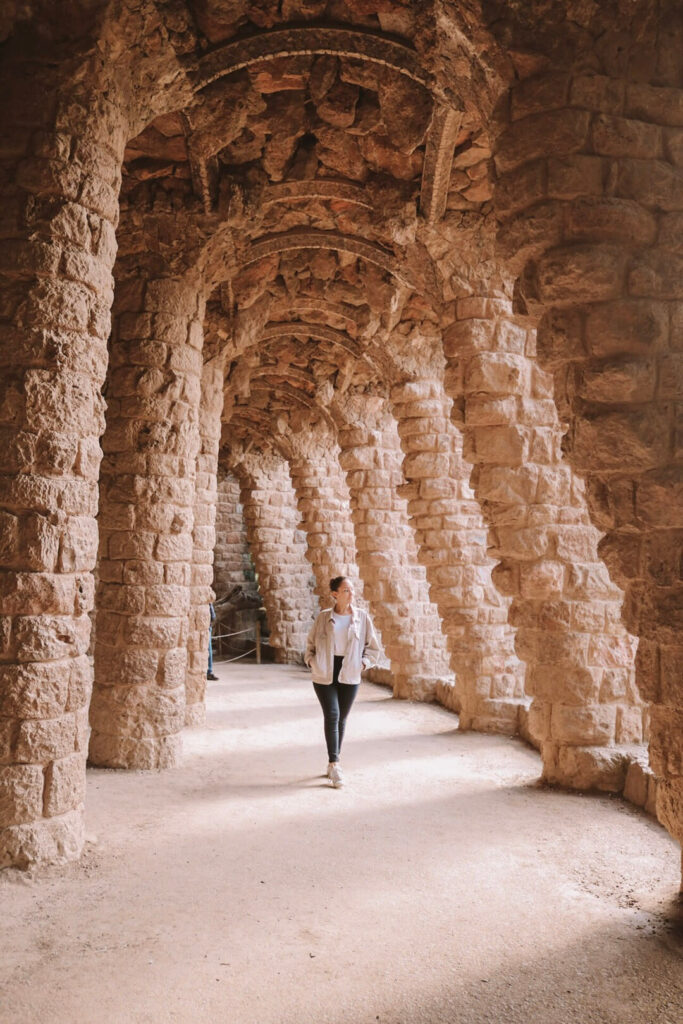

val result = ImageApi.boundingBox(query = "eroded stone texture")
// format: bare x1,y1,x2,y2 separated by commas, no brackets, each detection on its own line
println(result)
489,25,682,856
287,426,361,605
391,377,526,732
334,392,453,701
186,355,226,726
92,280,204,769
0,53,126,866
2,0,681,888
213,473,257,598
442,292,645,790
232,451,317,662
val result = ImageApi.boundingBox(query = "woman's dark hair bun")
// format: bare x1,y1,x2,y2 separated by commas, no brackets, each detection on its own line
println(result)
329,576,347,592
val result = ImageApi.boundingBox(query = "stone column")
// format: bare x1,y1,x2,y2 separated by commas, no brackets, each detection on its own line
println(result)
186,354,225,726
492,63,683,873
0,62,126,867
335,394,453,700
287,432,361,606
235,452,317,662
91,279,204,768
213,472,255,597
442,292,644,790
391,378,526,731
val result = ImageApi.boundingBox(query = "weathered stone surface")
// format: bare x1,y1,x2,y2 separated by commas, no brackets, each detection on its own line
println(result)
0,0,681,892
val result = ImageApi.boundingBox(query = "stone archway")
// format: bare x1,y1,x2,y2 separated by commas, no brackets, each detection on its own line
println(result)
0,0,680,892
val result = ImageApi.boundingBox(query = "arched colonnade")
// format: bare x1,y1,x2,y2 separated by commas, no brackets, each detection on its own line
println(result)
0,0,680,885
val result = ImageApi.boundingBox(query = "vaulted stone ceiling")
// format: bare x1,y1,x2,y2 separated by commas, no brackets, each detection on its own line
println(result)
117,0,501,457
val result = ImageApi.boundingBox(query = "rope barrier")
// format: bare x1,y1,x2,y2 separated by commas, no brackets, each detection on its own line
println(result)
216,640,254,654
211,626,254,639
220,647,257,663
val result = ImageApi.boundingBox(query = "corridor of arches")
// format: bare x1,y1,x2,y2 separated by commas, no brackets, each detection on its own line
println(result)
1,0,682,950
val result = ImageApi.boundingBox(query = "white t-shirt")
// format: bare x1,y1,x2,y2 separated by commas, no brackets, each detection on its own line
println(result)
331,612,352,656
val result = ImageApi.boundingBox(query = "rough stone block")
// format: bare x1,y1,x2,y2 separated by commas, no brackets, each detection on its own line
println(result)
494,160,546,218
0,660,69,718
95,647,159,687
0,719,13,764
466,353,528,397
616,706,644,744
0,764,43,826
536,244,626,305
124,615,184,648
570,406,670,471
554,744,629,791
43,751,86,817
617,159,683,211
625,82,683,127
155,532,194,562
15,713,77,763
518,561,565,599
584,299,668,357
495,109,590,174
578,358,656,403
623,757,650,807
592,114,661,159
570,75,625,114
551,704,617,745
565,197,657,245
629,249,683,298
473,425,526,466
0,807,84,870
547,154,605,199
511,74,570,120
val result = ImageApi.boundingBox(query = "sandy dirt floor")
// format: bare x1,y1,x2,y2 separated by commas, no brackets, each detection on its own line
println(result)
1,663,682,1024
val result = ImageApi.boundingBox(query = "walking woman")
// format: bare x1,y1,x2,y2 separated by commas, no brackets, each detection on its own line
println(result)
305,577,381,788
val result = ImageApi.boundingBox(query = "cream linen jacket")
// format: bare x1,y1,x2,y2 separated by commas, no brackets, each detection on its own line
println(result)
305,605,381,685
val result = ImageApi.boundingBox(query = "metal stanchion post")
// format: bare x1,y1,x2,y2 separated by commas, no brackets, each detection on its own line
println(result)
256,619,261,665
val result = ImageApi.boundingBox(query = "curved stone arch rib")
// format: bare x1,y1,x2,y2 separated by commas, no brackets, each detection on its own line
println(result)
258,363,318,387
241,230,415,288
420,106,463,225
193,27,432,94
263,180,372,209
262,321,363,358
269,298,366,333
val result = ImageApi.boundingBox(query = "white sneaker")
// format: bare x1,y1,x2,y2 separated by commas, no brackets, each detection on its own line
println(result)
328,763,344,788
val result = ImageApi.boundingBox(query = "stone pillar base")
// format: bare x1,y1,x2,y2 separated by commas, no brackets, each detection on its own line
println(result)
365,667,393,689
623,757,659,818
0,809,84,871
540,743,645,793
435,680,461,714
393,674,442,702
460,697,528,736
89,732,182,771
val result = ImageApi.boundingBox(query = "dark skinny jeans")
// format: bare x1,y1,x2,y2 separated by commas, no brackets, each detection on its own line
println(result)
312,656,359,764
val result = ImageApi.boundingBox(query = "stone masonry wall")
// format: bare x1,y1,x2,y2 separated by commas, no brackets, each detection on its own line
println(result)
0,61,127,867
391,377,526,731
491,61,683,855
287,432,362,607
234,452,317,663
335,393,453,701
213,473,255,598
441,292,645,792
92,279,204,769
186,354,225,726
